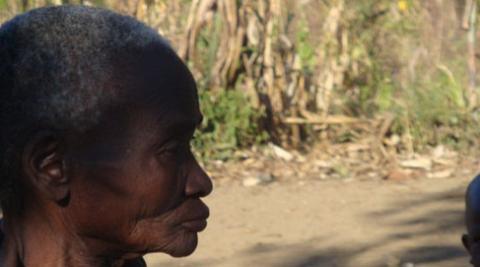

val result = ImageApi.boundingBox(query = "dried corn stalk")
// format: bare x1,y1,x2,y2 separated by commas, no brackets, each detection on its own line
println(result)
0,0,385,148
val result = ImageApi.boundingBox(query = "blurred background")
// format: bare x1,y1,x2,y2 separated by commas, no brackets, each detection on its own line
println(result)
1,0,479,266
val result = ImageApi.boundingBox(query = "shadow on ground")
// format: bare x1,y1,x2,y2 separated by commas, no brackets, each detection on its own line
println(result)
150,183,470,267
232,185,469,267
365,185,468,266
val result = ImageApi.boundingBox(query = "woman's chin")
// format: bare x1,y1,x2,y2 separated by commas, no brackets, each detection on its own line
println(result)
165,232,199,258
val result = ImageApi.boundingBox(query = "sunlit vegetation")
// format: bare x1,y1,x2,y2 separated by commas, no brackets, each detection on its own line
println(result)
1,0,479,160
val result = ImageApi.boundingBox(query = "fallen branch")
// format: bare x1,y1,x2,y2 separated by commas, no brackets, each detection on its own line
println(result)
282,115,368,125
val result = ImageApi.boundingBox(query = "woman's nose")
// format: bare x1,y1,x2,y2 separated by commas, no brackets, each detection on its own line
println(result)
185,159,213,198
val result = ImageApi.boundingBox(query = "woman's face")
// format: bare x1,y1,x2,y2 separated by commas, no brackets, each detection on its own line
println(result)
62,45,212,257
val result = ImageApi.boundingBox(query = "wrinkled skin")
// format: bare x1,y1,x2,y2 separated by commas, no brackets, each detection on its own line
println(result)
0,41,212,267
464,175,480,267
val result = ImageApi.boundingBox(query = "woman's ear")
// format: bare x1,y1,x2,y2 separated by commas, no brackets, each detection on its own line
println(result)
22,131,69,205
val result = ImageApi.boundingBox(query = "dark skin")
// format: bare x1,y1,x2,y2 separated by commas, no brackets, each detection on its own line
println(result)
0,41,212,267
464,175,480,267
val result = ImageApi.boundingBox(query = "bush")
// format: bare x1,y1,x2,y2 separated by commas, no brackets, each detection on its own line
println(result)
192,89,268,161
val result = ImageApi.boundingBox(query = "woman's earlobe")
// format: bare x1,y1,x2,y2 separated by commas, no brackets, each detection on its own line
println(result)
22,131,70,203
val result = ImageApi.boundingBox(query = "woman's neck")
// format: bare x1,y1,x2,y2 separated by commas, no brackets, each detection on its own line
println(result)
0,204,133,267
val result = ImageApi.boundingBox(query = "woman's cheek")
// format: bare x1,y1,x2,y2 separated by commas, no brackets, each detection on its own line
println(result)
142,157,183,214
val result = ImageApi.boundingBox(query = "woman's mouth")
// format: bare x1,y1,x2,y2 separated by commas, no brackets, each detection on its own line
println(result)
175,198,209,232
181,219,208,232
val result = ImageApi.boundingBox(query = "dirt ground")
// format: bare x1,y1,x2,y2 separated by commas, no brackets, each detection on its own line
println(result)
144,162,478,267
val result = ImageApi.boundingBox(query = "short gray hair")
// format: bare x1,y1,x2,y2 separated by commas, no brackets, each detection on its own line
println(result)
0,5,171,205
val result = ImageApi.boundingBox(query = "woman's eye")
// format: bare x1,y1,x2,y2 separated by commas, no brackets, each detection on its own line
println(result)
158,142,180,156
157,140,190,160
156,133,194,160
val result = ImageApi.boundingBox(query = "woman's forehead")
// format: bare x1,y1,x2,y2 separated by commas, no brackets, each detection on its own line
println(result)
110,75,200,132
112,44,197,101
71,97,201,153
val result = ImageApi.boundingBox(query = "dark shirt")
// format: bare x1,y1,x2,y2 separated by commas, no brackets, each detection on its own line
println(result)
125,258,147,267
0,219,3,248
0,219,146,267
125,257,147,267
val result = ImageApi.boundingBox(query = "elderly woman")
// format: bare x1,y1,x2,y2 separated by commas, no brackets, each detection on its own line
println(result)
0,5,212,267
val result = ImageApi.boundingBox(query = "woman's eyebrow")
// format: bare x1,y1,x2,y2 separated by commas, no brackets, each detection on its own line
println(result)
157,110,203,127
173,120,198,133
156,116,199,138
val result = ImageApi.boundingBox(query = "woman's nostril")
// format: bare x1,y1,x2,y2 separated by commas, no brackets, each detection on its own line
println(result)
185,165,212,197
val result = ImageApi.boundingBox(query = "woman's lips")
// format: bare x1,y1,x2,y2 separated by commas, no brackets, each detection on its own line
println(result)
181,219,207,232
177,199,209,232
